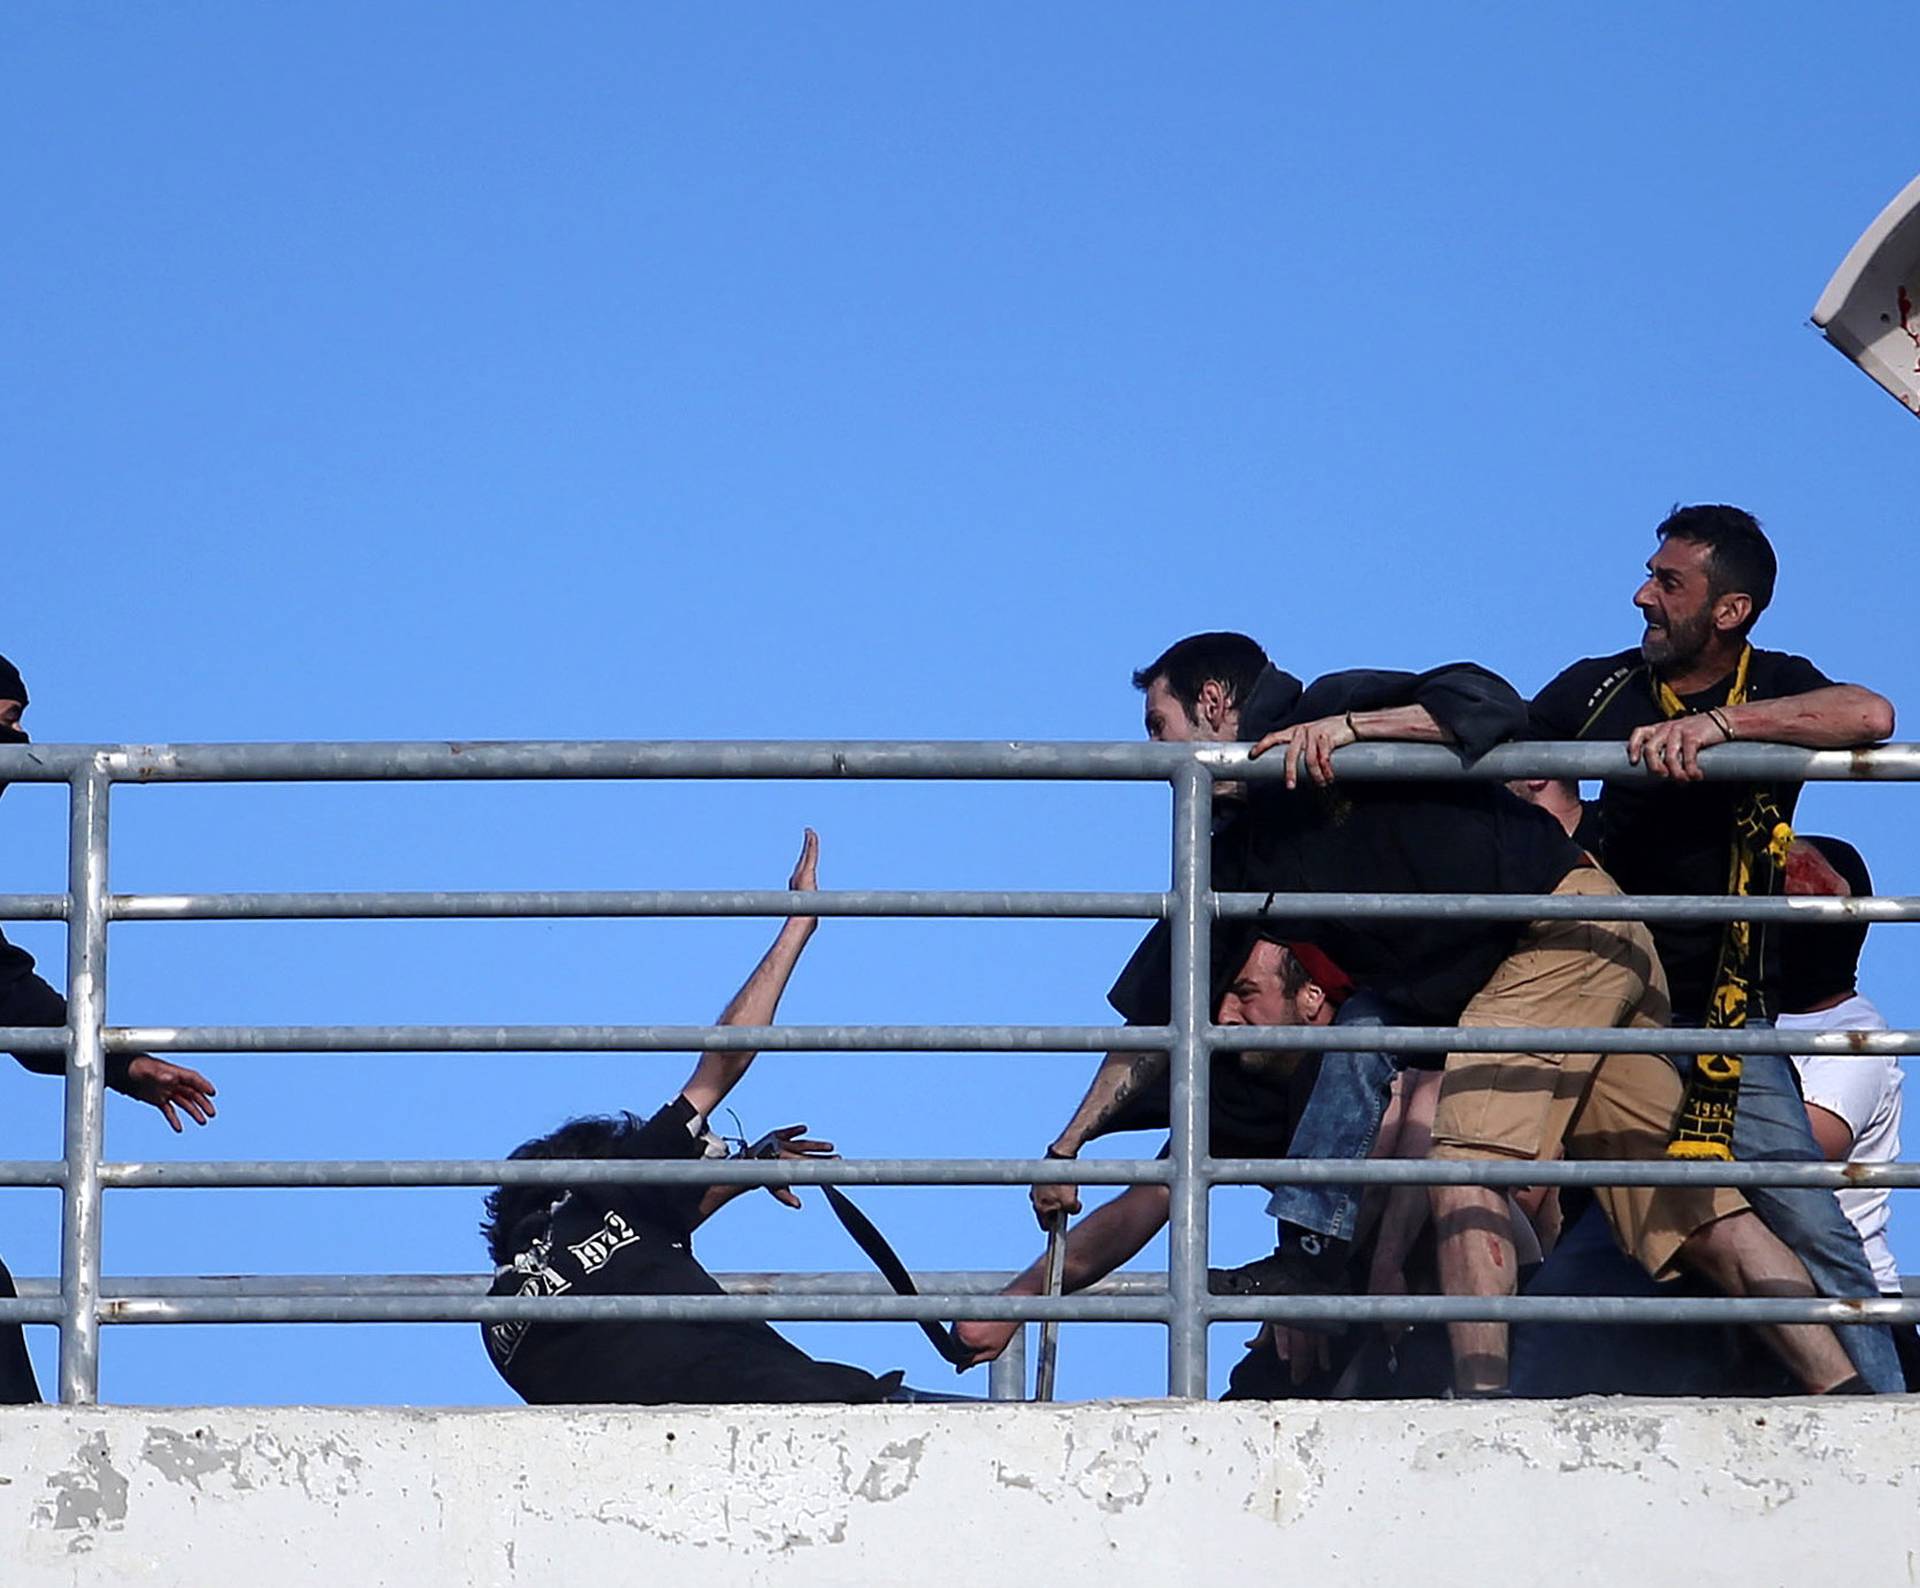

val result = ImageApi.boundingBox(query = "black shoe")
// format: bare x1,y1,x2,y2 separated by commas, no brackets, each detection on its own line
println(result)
1207,1239,1353,1334
1209,1231,1350,1297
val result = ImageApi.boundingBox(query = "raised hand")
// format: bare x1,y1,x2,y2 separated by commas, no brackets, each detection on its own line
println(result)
746,1122,836,1209
788,827,820,893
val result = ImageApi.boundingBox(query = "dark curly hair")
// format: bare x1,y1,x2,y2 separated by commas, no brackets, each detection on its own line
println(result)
479,1112,652,1267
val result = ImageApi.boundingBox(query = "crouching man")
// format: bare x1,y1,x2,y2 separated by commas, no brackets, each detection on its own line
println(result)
479,831,907,1406
953,932,1339,1374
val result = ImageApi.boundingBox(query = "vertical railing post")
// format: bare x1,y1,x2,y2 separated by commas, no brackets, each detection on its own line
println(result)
987,1324,1027,1402
58,759,111,1404
1166,762,1212,1396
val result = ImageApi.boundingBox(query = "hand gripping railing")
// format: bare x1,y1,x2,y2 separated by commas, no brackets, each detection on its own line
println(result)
2,738,1918,1404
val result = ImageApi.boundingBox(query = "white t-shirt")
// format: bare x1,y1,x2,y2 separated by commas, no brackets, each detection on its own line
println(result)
1778,994,1904,1293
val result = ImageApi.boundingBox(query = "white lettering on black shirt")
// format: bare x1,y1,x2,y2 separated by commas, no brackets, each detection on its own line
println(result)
488,1236,574,1366
567,1209,642,1275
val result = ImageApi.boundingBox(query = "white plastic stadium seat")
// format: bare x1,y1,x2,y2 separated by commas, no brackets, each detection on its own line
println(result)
1812,172,1920,418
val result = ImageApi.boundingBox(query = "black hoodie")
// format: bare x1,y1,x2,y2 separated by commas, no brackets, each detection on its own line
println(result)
1111,660,1582,1026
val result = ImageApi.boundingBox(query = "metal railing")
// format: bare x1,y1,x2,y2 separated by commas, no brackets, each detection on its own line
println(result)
2,736,1918,1405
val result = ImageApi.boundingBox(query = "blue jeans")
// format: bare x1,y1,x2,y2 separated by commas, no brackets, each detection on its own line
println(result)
1701,1043,1903,1392
1263,991,1404,1242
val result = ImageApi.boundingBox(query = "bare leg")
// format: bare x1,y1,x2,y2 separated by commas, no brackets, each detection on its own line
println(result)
1676,1211,1856,1393
1432,1183,1520,1392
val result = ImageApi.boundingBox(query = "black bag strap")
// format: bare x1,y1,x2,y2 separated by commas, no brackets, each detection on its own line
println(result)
821,1185,975,1370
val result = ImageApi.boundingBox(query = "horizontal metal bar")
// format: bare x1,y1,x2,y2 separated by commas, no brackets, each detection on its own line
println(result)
1204,1024,1920,1056
88,1293,1174,1325
4,739,1919,785
1215,890,1920,924
112,888,1172,923
5,1271,1171,1300
4,1292,1905,1328
102,1023,1177,1055
0,1162,68,1188
1206,1157,1920,1189
1239,741,1920,784
3,739,1204,784
82,887,1920,927
9,1020,1912,1061
95,1158,1174,1190
29,1156,1910,1194
14,1269,1916,1306
1203,1295,1919,1326
0,893,67,923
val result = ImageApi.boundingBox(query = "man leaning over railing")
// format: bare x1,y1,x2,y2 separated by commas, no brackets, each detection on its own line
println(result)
1035,630,1524,1289
1527,504,1902,1393
0,652,219,1405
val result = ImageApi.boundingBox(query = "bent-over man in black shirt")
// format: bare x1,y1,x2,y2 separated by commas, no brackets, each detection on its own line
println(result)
1036,633,1535,1270
959,932,1340,1375
1529,504,1901,1392
479,831,905,1406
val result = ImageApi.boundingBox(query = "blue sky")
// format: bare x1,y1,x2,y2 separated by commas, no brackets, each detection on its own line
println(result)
4,3,1917,1402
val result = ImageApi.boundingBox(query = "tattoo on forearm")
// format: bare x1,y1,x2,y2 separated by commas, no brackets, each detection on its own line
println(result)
1077,1053,1168,1138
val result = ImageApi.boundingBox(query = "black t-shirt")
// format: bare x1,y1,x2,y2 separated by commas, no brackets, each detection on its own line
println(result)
1108,782,1582,1028
1089,1047,1323,1160
1221,781,1583,1024
1528,646,1832,1024
484,1095,897,1406
1109,661,1578,1027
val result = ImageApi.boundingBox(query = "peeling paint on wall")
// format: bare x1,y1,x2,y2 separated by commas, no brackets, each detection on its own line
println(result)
35,1432,129,1540
3,1402,1917,1587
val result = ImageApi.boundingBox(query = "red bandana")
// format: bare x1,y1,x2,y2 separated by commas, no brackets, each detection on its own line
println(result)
1283,941,1354,1005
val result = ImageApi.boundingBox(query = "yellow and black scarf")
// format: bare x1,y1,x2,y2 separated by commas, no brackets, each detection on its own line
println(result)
1660,645,1795,1160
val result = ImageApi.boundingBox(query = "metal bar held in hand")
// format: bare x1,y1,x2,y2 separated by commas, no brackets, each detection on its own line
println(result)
1034,1210,1067,1401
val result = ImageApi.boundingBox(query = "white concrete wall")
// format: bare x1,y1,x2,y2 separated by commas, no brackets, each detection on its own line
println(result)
3,1400,1916,1586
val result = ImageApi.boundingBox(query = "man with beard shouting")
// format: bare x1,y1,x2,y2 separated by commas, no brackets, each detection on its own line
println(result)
1528,504,1901,1391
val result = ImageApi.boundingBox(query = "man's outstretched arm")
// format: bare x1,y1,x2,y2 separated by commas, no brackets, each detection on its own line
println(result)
1725,683,1896,744
1629,684,1897,780
679,828,822,1121
1029,1047,1170,1226
1247,663,1528,788
2,932,215,1131
954,1184,1171,1365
